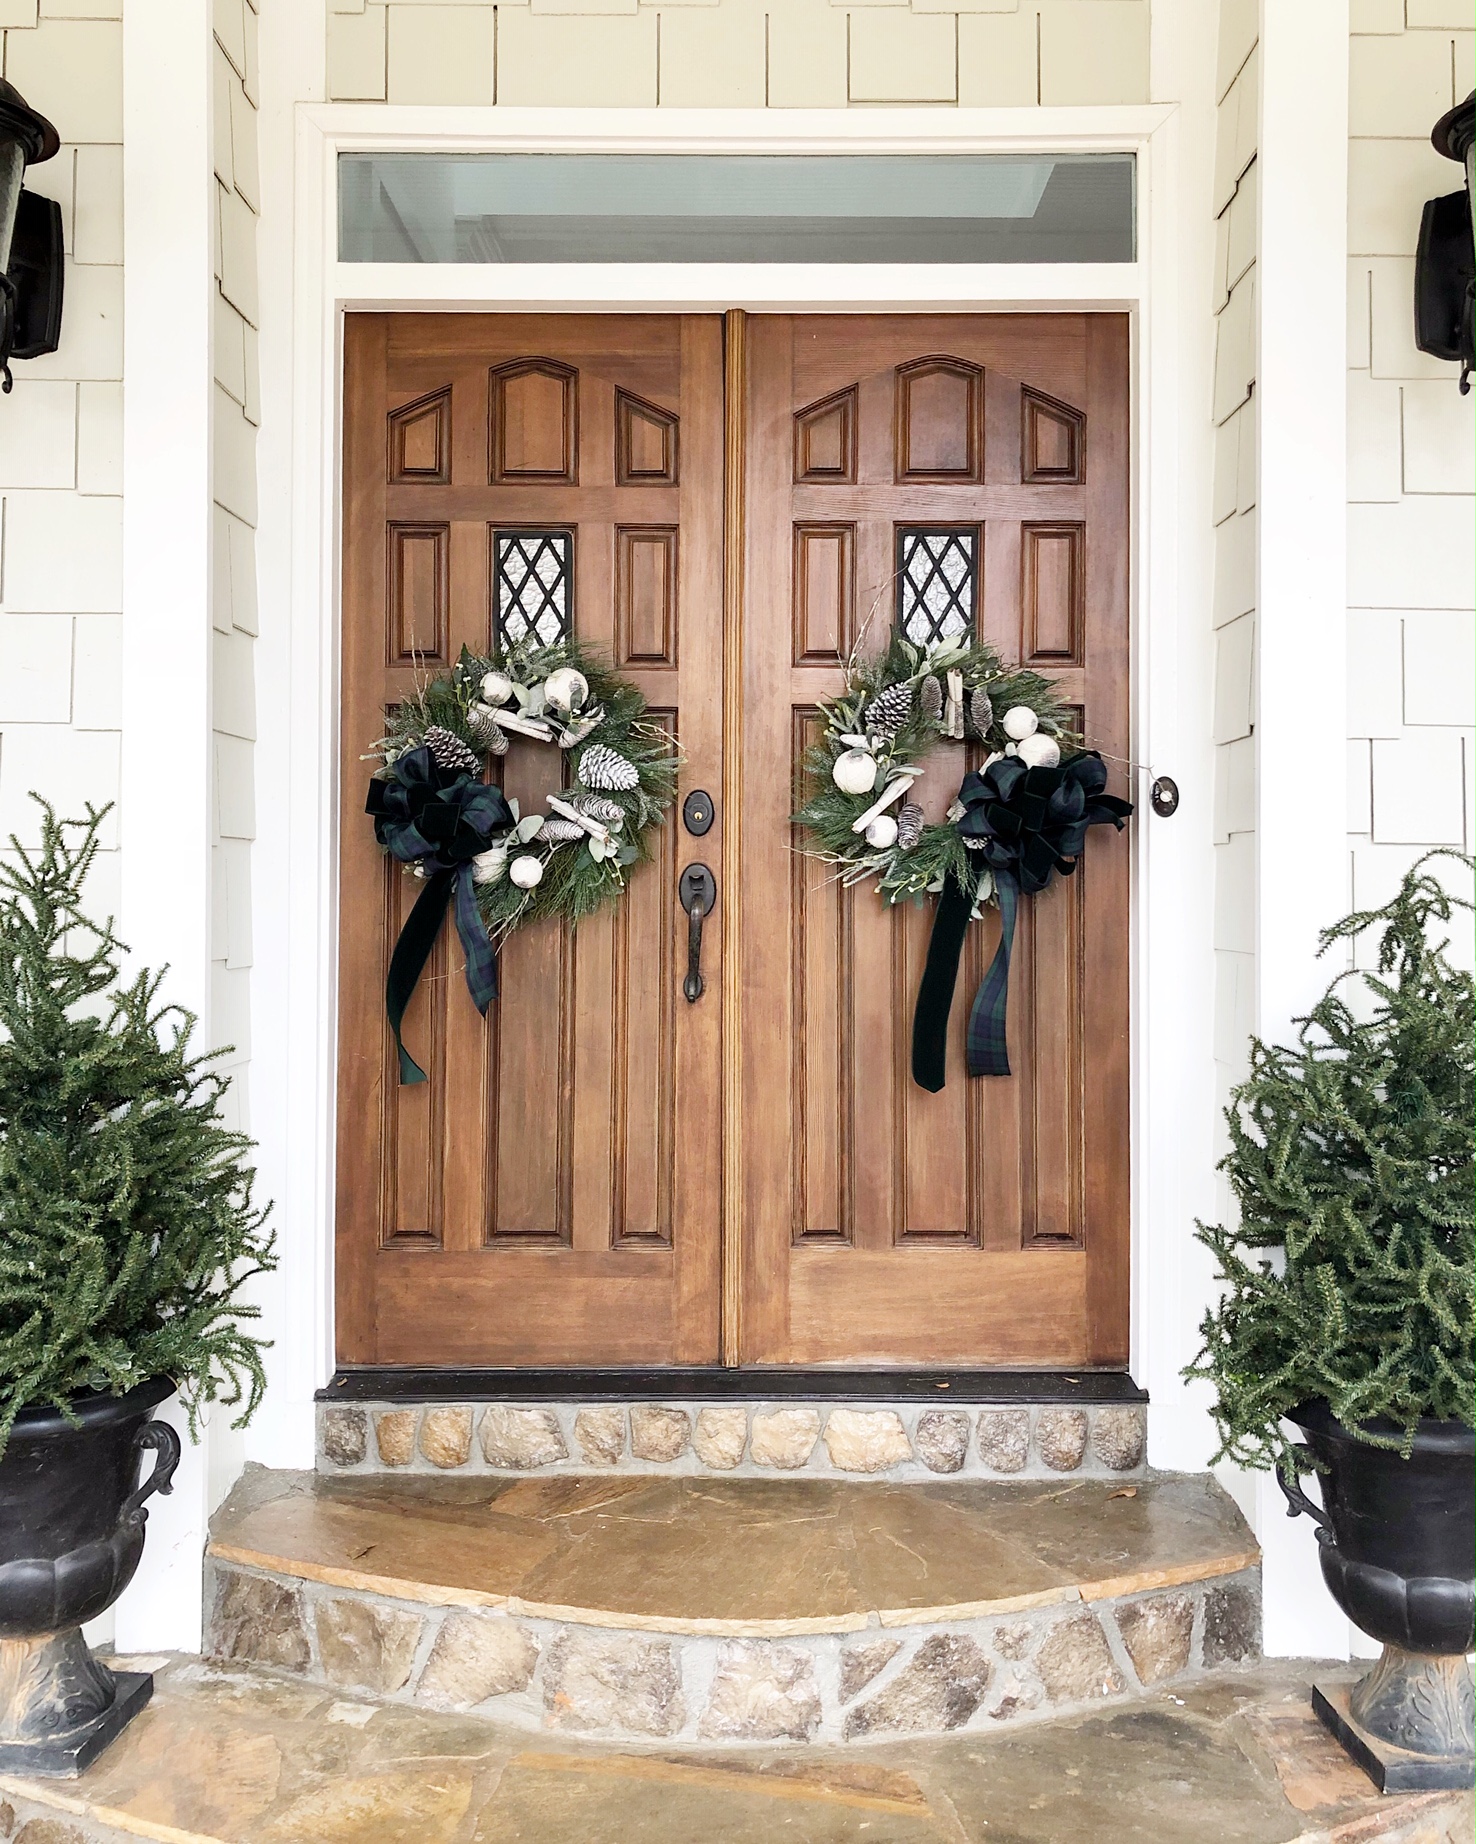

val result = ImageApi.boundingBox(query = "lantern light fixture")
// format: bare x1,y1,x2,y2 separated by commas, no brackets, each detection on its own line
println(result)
0,77,60,394
1415,90,1475,394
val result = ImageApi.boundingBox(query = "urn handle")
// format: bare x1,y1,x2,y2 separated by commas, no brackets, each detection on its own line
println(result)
121,1419,182,1521
1276,1447,1334,1539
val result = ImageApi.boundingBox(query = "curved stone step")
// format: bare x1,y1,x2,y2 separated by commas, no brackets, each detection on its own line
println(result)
206,1470,1261,1747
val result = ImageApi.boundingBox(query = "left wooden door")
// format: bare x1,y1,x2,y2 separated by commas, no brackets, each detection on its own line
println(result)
337,314,725,1366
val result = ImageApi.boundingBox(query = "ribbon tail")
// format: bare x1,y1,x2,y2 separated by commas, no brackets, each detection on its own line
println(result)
452,862,499,1014
911,873,974,1094
385,869,455,1085
967,872,1018,1077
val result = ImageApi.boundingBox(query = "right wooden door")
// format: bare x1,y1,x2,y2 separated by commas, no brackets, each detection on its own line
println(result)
738,314,1132,1368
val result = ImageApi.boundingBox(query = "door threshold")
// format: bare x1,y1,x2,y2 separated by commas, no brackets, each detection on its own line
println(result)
320,1367,1147,1404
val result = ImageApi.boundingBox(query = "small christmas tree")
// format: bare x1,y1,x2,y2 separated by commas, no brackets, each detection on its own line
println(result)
1188,851,1474,1476
0,800,276,1453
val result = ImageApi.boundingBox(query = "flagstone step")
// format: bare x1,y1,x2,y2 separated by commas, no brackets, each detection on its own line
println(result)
317,1393,1150,1482
205,1467,1262,1747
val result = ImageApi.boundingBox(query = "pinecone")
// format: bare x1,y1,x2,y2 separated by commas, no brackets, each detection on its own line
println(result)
577,743,640,792
919,675,944,724
570,793,626,829
424,724,480,775
537,817,586,845
969,689,994,738
863,681,913,739
895,800,925,851
466,708,511,756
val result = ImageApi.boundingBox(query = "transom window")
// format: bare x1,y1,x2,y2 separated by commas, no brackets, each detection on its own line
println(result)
897,528,978,647
494,530,572,649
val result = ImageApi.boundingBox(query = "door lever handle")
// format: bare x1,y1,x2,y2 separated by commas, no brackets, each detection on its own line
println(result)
678,864,717,1004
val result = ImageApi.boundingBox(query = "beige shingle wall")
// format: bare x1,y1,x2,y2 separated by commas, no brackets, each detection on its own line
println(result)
326,0,1150,108
1210,0,1256,1112
1345,4,1474,946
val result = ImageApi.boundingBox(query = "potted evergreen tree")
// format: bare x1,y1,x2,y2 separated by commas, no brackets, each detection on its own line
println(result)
0,802,275,1774
1189,853,1474,1792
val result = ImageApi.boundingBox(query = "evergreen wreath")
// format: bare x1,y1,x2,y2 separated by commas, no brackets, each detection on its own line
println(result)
1186,851,1474,1478
794,631,1132,1090
366,639,680,1083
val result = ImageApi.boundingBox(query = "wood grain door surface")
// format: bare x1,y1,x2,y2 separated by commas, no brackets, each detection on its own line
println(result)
336,312,1131,1371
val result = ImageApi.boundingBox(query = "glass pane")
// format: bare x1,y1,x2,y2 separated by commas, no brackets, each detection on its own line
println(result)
898,528,977,647
339,154,1135,264
495,530,572,650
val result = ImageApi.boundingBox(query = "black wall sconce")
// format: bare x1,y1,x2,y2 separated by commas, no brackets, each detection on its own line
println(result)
0,77,61,394
1415,90,1475,394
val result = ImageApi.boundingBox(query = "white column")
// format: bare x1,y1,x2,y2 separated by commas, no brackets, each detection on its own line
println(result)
114,0,215,1654
1254,0,1351,1660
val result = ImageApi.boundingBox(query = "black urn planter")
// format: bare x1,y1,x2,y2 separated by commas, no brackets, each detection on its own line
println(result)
1280,1401,1475,1792
0,1376,180,1775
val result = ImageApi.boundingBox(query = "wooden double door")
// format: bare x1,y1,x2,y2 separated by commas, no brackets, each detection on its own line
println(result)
337,312,1131,1372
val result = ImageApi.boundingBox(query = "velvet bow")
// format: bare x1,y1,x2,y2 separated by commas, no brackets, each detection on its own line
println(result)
911,752,1132,1091
366,747,512,1085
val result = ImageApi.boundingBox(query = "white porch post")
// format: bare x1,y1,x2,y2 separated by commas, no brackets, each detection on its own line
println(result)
1254,0,1352,1659
114,0,215,1654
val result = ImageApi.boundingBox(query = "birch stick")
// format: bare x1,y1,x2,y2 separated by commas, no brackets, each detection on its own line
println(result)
851,770,921,835
496,710,556,741
545,793,611,846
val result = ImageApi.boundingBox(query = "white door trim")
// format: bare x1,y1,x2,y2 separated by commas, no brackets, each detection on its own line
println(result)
247,101,1217,1469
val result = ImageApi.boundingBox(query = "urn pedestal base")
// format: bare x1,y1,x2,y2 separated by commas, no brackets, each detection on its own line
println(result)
0,1633,153,1778
1315,1647,1476,1793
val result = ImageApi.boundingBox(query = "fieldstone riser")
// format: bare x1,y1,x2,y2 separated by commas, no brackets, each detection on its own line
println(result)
318,1399,1147,1482
205,1557,1260,1749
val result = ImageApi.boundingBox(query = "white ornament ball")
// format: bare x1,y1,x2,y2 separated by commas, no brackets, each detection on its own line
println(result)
471,846,508,886
832,749,878,796
1002,705,1040,741
1014,732,1061,769
509,854,545,890
543,666,589,714
865,814,899,851
480,670,515,707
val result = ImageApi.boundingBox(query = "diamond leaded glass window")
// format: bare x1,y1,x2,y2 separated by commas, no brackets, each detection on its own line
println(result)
896,528,978,647
494,530,572,649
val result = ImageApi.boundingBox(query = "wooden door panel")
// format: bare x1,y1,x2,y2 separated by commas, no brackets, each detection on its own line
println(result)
337,314,724,1367
739,314,1131,1369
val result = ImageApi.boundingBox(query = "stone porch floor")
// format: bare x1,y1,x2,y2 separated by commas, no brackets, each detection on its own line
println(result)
0,1656,1470,1844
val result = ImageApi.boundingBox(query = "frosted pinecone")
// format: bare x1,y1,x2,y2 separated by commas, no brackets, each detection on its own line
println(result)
863,681,913,739
570,792,626,829
895,800,925,851
466,705,511,755
423,725,481,775
537,817,586,845
919,675,944,724
969,688,994,738
577,742,640,792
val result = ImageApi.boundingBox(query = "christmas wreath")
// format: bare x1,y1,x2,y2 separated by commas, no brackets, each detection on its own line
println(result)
366,641,679,1084
794,633,1132,1092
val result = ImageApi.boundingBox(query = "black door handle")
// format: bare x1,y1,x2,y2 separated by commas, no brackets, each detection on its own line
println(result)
678,864,716,1004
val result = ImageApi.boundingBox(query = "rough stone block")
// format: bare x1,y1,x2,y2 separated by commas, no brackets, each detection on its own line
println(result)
417,1614,538,1710
844,1634,991,1739
541,1631,685,1737
1035,1612,1124,1704
1202,1577,1261,1666
750,1408,821,1470
692,1406,747,1469
1116,1592,1194,1686
418,1407,472,1470
374,1409,417,1468
993,1621,1035,1662
14,1822,90,1844
1091,1406,1145,1471
822,1409,910,1474
479,1406,567,1470
210,1569,310,1671
629,1405,690,1463
698,1640,821,1742
316,1597,423,1696
976,1408,1029,1473
838,1638,901,1704
320,1407,366,1468
574,1406,625,1466
988,1670,1043,1722
914,1409,970,1474
1036,1407,1089,1472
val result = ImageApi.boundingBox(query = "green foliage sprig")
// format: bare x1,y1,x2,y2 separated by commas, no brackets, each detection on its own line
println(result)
1187,852,1474,1476
0,801,276,1455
